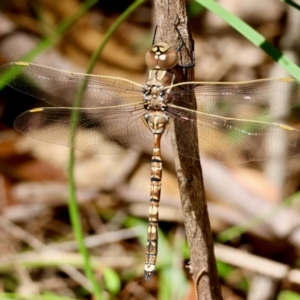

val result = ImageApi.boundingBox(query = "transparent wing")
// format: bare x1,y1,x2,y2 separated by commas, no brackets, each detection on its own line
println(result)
6,61,300,162
0,62,144,107
167,104,300,162
13,104,154,154
169,78,300,119
168,104,300,163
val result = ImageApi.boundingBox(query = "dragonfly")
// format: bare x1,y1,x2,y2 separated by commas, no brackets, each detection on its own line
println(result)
1,38,300,282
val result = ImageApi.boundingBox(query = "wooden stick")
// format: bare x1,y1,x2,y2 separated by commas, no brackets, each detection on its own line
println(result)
153,1,222,299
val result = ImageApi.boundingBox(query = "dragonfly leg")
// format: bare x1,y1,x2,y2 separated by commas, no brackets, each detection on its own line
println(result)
174,15,195,68
151,25,158,46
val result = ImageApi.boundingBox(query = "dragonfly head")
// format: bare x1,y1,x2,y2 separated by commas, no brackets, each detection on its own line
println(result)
146,42,178,70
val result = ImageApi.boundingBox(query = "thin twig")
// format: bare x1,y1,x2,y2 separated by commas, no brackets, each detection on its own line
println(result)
153,1,222,299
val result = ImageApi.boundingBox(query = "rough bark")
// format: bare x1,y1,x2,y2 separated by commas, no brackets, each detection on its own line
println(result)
153,1,223,299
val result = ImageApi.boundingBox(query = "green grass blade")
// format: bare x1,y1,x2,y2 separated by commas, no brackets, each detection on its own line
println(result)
195,0,300,80
278,290,300,300
102,268,121,296
281,0,300,11
67,1,144,299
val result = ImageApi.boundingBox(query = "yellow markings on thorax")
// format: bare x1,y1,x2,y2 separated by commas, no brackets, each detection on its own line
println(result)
29,108,44,113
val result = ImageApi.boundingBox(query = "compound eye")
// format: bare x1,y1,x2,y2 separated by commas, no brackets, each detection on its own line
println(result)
158,49,178,69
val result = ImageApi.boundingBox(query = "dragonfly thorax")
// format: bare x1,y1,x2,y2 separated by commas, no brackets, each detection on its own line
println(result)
143,69,175,112
144,111,169,134
145,42,178,69
143,84,168,111
146,69,174,86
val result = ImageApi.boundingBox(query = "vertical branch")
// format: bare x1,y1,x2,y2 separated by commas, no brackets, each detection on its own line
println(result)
153,1,223,299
